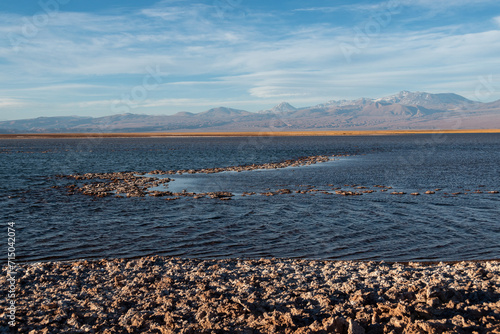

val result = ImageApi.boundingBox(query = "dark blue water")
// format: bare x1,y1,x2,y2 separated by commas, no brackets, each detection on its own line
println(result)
1,134,499,263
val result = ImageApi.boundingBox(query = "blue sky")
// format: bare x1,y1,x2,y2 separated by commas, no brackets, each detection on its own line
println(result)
1,0,500,120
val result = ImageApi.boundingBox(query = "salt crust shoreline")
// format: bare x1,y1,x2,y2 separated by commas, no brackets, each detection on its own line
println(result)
2,257,499,333
2,129,500,139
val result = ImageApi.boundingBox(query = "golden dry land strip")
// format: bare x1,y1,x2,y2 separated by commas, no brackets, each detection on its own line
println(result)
1,129,500,139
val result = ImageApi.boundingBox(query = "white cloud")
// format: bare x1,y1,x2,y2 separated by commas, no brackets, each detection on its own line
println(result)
73,100,113,108
409,0,498,9
3,84,111,92
494,16,500,27
249,86,309,99
293,4,385,13
1,1,500,119
0,98,27,108
293,7,344,13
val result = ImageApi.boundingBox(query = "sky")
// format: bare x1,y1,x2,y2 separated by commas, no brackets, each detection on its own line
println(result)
0,0,500,120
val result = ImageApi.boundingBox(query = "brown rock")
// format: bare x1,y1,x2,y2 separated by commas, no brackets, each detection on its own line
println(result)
427,297,441,308
41,302,58,310
348,319,365,334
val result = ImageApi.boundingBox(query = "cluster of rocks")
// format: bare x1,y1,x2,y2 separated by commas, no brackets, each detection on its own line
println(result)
251,185,500,198
2,257,499,333
60,172,172,198
149,155,338,176
335,190,364,196
140,190,234,200
57,156,499,201
59,155,340,199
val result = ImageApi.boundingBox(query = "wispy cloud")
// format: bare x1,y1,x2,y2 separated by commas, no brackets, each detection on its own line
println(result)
0,98,27,108
409,0,498,9
293,4,385,13
495,16,500,27
294,0,499,18
0,0,499,120
293,7,344,13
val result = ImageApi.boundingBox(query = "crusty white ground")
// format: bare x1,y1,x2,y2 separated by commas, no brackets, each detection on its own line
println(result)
2,257,499,333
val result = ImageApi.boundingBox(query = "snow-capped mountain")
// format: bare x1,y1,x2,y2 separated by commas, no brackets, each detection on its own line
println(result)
259,102,298,114
1,91,499,133
315,91,476,110
271,102,297,113
375,91,477,109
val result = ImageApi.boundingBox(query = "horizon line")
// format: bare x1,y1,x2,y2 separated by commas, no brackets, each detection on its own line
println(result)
2,129,500,139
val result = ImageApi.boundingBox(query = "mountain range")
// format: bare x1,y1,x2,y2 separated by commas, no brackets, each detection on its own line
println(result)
1,91,499,133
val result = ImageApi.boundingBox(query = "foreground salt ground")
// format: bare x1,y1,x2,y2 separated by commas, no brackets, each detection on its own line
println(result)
2,258,499,333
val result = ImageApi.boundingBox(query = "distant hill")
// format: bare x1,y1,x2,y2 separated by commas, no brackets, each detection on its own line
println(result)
374,91,476,109
1,91,499,133
259,102,298,114
196,107,252,118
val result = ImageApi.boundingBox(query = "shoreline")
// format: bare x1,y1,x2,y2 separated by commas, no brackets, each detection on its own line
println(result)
3,257,499,333
2,128,500,139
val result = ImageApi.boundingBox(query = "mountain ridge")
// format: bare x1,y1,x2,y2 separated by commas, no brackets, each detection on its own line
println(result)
1,91,499,133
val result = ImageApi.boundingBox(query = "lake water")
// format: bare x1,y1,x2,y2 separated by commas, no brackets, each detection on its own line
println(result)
1,134,499,263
